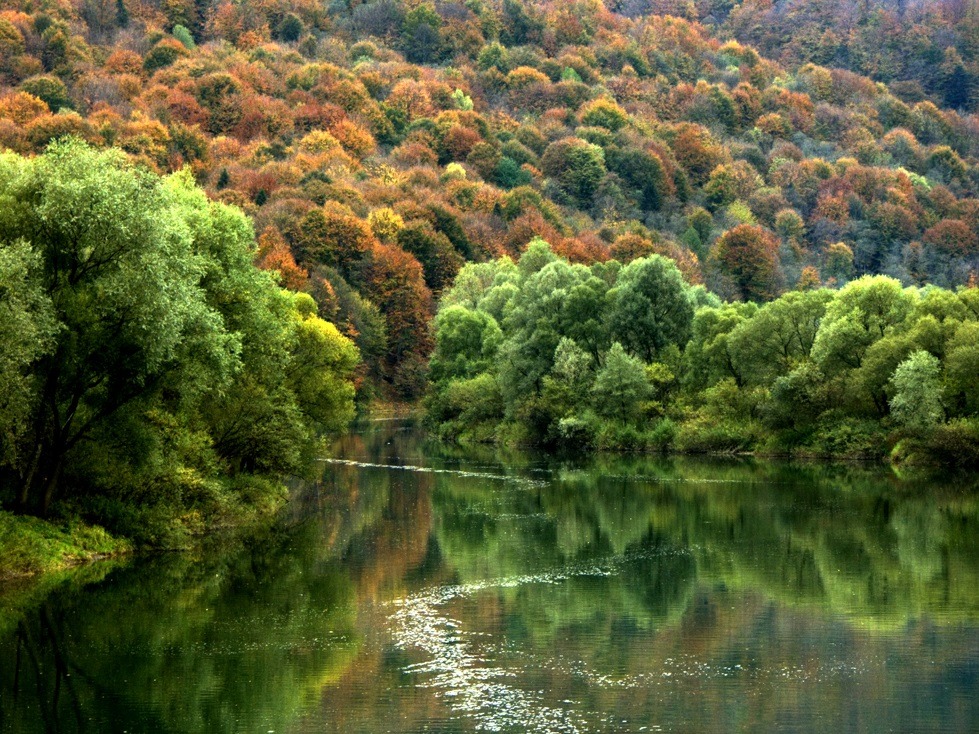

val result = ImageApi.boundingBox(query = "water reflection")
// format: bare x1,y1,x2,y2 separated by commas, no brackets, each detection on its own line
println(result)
2,421,979,733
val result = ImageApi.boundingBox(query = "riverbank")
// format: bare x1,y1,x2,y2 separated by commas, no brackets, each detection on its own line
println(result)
430,412,979,469
0,402,404,584
0,511,131,581
0,478,292,582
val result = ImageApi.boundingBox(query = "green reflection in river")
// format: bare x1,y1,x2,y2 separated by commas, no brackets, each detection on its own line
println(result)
415,438,979,632
2,422,979,733
321,425,979,733
0,482,376,734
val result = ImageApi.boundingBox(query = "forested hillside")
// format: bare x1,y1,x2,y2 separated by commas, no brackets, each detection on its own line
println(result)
708,0,979,112
1,0,978,404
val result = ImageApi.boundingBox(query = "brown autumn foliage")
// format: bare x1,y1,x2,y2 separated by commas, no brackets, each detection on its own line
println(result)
0,0,977,395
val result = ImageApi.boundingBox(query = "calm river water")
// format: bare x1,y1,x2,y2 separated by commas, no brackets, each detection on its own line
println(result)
2,420,979,733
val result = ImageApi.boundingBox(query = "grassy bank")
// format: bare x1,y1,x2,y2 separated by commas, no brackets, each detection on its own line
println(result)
0,511,131,581
0,474,294,582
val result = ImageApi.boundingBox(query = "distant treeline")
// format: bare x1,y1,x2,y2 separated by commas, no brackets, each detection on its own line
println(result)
426,239,979,465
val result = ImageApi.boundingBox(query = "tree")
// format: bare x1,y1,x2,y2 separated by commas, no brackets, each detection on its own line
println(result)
429,305,502,383
889,350,944,432
606,147,668,211
592,343,650,422
579,98,629,131
256,228,308,291
396,221,464,295
275,13,304,43
0,238,58,468
289,206,375,275
357,243,433,396
172,24,195,49
401,3,443,63
812,276,917,374
682,302,758,391
727,289,833,384
499,259,610,409
540,138,607,209
607,256,694,362
944,321,979,416
0,142,238,512
0,141,359,515
285,294,360,433
704,164,739,211
501,0,543,45
712,224,781,302
19,76,72,112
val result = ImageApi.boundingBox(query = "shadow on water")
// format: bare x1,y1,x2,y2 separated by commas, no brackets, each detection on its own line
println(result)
3,420,979,732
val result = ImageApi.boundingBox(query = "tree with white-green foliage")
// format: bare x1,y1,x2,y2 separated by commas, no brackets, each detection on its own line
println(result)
607,255,694,363
889,350,944,433
592,343,651,422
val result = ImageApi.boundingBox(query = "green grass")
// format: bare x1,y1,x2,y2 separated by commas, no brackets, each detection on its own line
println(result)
0,511,132,580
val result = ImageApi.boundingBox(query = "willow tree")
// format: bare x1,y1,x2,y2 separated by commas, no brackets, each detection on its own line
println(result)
0,140,358,515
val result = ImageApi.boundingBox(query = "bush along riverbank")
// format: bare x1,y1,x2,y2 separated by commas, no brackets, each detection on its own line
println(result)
0,141,360,578
425,239,979,467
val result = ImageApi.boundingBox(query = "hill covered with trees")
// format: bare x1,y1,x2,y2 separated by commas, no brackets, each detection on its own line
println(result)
1,0,978,405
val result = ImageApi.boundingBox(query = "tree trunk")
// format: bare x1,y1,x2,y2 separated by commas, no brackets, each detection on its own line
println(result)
41,454,63,517
17,444,43,510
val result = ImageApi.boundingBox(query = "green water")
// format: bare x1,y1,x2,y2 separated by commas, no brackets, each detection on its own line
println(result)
2,420,979,733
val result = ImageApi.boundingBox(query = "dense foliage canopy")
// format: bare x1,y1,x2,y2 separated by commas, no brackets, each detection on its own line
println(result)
0,141,358,540
0,0,978,402
427,241,979,465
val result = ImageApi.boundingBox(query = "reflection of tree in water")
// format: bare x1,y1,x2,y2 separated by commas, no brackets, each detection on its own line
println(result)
0,486,381,734
406,442,979,733
6,422,979,733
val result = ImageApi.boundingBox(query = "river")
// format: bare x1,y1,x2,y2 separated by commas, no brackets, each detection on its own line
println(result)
2,420,978,732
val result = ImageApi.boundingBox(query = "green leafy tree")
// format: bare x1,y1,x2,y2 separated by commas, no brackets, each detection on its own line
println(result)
499,259,610,412
275,13,304,43
401,3,443,63
429,305,503,383
0,238,58,468
889,351,944,432
592,343,651,422
727,289,833,384
286,293,360,433
172,24,195,49
0,142,358,516
682,302,758,391
943,321,979,416
0,142,237,512
606,147,668,211
607,256,694,363
811,276,917,374
540,138,607,209
19,76,72,112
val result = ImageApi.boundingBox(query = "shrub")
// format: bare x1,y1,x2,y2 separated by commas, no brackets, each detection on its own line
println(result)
675,414,765,453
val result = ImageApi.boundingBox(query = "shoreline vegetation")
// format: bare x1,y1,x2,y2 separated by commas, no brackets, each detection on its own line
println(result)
424,240,979,467
0,142,358,579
